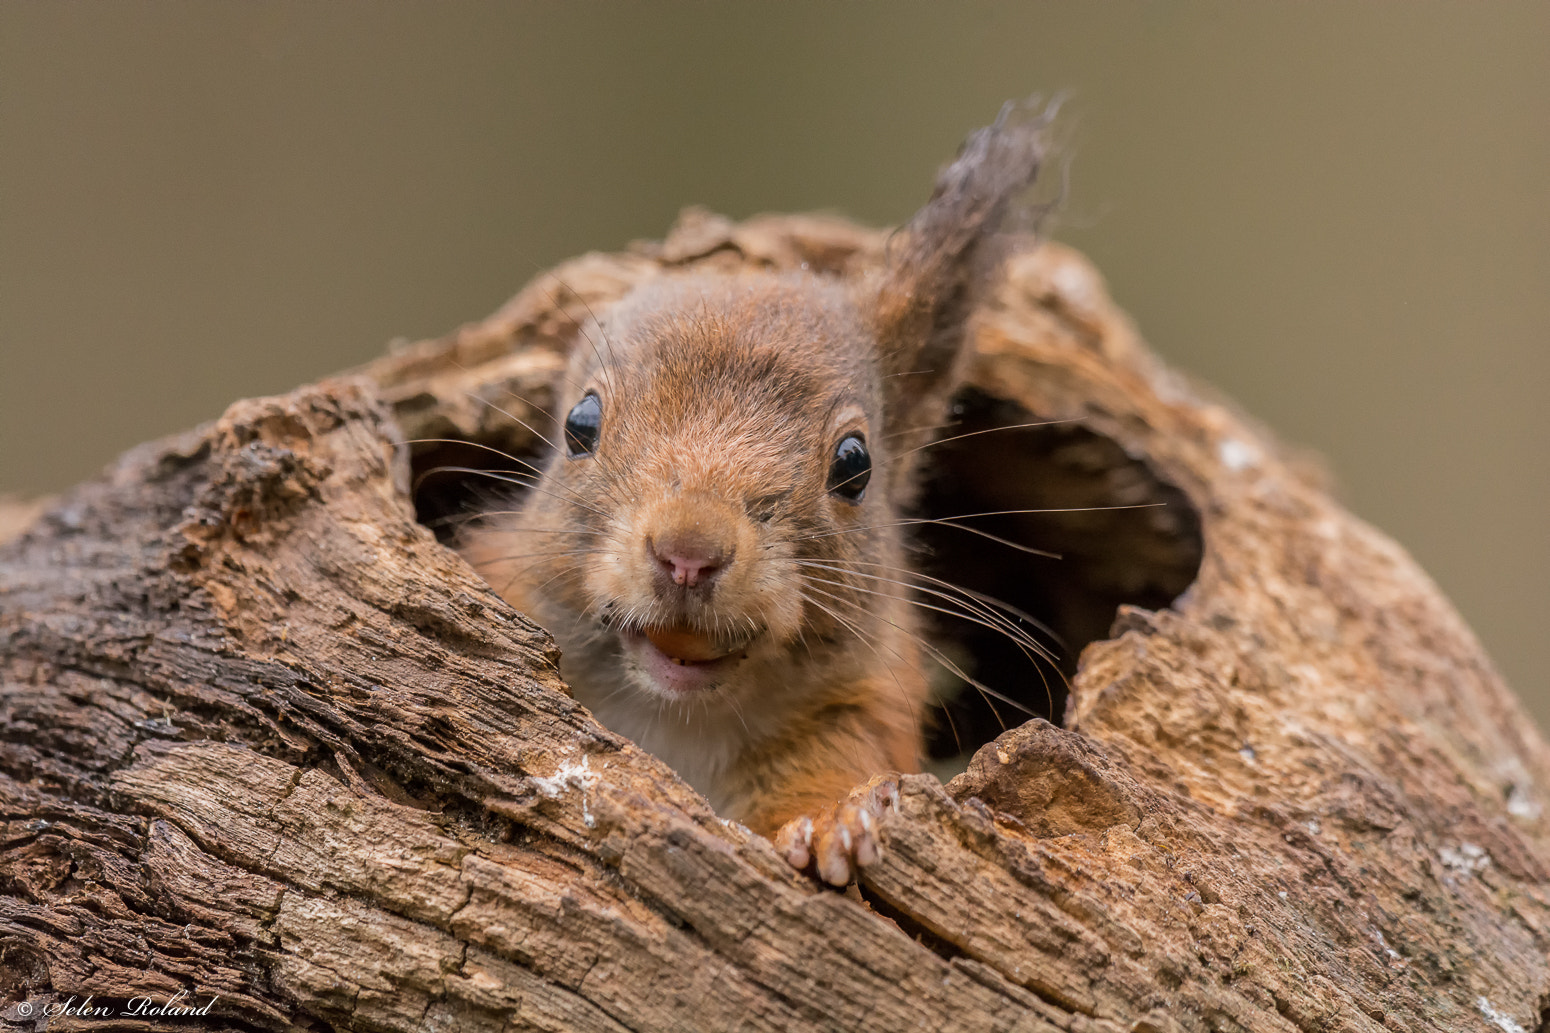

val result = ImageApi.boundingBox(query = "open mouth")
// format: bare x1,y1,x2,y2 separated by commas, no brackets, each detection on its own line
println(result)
621,623,760,696
641,625,752,665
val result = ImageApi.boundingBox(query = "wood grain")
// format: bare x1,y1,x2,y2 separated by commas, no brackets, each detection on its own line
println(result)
2,210,1546,1032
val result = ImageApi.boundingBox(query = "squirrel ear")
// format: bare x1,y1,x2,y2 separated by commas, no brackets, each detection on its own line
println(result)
870,99,1056,431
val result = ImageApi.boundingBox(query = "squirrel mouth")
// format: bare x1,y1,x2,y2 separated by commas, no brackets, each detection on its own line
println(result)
619,623,761,697
639,625,752,665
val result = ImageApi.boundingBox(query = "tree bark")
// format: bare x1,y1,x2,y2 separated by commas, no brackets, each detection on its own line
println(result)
3,210,1548,1033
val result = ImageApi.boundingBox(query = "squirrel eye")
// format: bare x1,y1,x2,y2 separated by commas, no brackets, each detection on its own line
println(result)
564,393,602,458
826,434,871,502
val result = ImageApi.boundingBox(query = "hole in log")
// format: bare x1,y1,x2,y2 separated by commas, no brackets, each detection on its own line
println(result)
410,435,551,542
403,382,1203,779
911,387,1202,778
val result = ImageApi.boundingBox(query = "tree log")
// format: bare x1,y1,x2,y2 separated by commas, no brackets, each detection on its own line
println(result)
3,210,1548,1033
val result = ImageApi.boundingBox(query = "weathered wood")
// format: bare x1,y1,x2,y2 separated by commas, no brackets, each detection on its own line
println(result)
0,499,46,548
2,210,1547,1032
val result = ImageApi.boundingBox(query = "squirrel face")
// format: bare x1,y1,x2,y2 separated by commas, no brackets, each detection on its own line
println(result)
503,273,904,707
462,101,1051,848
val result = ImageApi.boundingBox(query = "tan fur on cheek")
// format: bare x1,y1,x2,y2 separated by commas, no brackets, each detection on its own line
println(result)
581,509,645,621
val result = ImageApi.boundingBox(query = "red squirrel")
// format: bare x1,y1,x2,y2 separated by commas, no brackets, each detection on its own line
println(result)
463,103,1050,884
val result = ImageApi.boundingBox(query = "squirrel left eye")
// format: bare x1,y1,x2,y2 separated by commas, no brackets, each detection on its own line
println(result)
826,434,871,502
564,393,602,458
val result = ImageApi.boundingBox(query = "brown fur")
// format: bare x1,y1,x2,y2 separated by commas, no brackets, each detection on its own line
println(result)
462,104,1050,874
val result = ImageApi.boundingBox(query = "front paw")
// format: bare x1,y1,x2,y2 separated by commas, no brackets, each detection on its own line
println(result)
773,777,899,887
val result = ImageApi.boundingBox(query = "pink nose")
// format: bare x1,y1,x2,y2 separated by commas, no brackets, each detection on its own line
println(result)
649,534,730,590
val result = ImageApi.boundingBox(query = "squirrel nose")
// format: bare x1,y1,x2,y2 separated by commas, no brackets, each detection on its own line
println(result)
649,533,731,591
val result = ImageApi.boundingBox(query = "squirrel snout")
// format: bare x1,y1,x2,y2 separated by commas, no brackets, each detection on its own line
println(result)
648,532,732,592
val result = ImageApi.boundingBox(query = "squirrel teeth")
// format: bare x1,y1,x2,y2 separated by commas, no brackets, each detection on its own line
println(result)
643,625,748,664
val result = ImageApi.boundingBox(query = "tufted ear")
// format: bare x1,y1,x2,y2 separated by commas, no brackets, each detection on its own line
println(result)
870,100,1055,444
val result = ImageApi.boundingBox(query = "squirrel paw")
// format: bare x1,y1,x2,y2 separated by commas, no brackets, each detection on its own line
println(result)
773,778,899,887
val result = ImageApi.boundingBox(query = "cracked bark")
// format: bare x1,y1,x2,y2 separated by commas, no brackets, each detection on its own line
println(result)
3,210,1549,1032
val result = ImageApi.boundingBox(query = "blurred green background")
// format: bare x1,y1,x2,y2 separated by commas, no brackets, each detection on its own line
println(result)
2,4,1546,724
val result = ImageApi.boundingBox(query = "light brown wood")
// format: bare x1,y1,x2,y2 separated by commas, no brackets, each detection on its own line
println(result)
0,497,47,547
2,210,1546,1032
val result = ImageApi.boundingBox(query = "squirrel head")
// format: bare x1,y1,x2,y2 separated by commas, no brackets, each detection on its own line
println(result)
468,101,1053,708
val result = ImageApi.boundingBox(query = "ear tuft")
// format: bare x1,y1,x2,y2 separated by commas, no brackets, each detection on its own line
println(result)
871,98,1058,437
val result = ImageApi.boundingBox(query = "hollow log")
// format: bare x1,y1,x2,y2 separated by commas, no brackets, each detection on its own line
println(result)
2,209,1548,1033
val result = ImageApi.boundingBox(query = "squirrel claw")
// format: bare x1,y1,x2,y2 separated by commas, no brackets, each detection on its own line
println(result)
774,815,814,871
775,778,897,887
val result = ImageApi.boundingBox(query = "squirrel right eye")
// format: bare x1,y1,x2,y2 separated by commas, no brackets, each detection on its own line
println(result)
826,434,871,502
564,393,602,458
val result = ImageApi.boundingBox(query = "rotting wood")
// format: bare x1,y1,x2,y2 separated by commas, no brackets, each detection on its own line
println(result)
2,210,1548,1032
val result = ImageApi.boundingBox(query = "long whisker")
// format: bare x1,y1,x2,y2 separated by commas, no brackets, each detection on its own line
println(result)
907,518,1062,559
824,558,1065,648
882,418,960,441
799,570,1054,669
900,417,1081,454
440,354,565,425
800,580,1015,732
803,571,1055,723
561,278,625,382
723,691,752,738
458,391,567,458
536,283,653,510
438,355,625,488
795,589,932,745
522,557,591,599
797,562,1060,705
396,436,544,471
928,503,1165,520
527,293,635,496
791,502,1166,550
797,559,1060,717
398,436,615,518
414,466,609,519
426,508,607,534
479,548,608,564
826,418,1086,497
800,580,1036,722
800,559,1045,643
539,279,618,402
439,375,640,511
